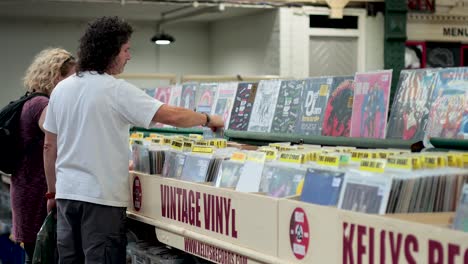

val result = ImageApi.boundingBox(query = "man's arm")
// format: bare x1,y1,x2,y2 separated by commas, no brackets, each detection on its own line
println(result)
152,104,224,129
43,130,58,213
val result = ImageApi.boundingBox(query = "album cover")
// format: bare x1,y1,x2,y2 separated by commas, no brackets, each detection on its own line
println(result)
235,161,264,192
180,82,198,110
270,80,305,133
322,76,354,137
350,70,392,139
259,163,305,198
228,82,259,131
169,84,182,107
213,82,238,128
180,154,212,183
338,171,392,214
195,83,218,114
247,80,281,133
426,67,468,139
297,77,332,135
300,168,345,206
386,69,439,140
155,87,172,104
214,160,244,188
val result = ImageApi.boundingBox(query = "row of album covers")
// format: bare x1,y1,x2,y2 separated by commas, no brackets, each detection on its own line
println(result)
129,133,468,233
141,67,468,141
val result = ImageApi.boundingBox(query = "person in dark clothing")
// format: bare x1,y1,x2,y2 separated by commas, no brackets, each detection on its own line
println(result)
10,48,76,264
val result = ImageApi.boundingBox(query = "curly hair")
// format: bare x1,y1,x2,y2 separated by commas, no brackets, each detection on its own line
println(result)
23,48,76,94
77,16,133,75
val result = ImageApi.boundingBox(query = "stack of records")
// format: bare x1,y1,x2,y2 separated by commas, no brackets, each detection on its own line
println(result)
337,170,393,214
386,167,468,213
148,145,167,175
180,152,223,183
214,159,245,188
131,142,150,174
235,151,267,192
162,150,187,179
300,167,345,206
259,162,306,198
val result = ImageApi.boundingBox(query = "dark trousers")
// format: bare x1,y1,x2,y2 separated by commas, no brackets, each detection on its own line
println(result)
56,199,127,264
24,242,35,264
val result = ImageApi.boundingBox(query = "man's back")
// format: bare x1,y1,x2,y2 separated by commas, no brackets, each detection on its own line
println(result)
44,72,160,207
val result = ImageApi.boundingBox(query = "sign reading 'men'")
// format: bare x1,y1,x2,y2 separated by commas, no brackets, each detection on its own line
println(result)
160,184,238,238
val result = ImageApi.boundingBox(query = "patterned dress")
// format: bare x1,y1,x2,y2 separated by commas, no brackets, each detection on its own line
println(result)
10,96,48,243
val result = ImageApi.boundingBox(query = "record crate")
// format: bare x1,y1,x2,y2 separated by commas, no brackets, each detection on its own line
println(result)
128,172,468,264
128,172,280,264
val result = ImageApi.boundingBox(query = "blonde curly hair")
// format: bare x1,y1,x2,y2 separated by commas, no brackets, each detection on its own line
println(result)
23,48,76,94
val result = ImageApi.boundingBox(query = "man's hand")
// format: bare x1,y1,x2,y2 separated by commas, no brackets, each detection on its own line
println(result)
207,115,224,131
47,199,56,214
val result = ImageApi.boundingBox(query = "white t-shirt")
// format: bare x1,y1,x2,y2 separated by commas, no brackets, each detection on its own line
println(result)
43,72,163,207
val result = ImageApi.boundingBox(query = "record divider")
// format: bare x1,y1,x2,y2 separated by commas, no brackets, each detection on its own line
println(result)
128,172,468,263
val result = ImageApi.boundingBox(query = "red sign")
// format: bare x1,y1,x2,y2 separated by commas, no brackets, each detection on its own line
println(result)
133,176,142,211
290,207,310,259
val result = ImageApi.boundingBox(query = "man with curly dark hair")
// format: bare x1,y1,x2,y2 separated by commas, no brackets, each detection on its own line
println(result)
42,16,224,263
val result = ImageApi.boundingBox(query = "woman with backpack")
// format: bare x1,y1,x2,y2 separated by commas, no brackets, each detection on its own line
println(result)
9,48,76,264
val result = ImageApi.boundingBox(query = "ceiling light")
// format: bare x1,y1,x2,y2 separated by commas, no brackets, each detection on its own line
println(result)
151,32,175,45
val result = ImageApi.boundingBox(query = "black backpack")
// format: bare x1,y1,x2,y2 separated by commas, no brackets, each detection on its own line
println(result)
0,92,48,175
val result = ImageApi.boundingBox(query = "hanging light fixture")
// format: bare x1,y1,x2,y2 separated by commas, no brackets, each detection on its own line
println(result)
151,32,175,45
151,21,175,46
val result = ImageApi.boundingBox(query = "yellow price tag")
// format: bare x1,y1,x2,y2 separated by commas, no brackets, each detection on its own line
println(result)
151,138,163,145
192,146,214,154
215,139,227,149
387,157,412,170
447,154,463,168
183,141,194,151
171,140,184,151
195,140,208,146
351,151,365,162
424,155,447,169
259,148,278,161
278,146,297,152
359,159,386,173
317,154,340,167
462,154,468,168
378,152,389,159
307,151,322,162
279,153,304,164
163,138,172,145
